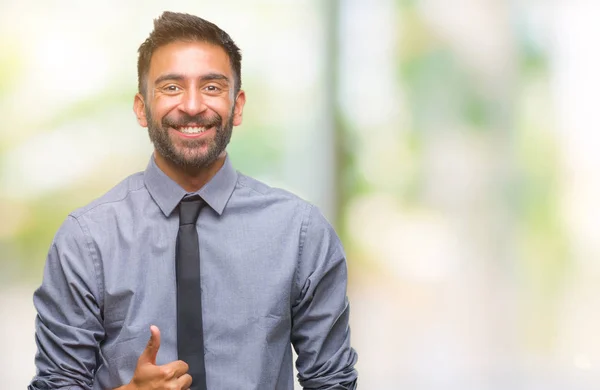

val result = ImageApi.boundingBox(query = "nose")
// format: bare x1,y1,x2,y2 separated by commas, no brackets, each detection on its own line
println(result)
179,88,207,116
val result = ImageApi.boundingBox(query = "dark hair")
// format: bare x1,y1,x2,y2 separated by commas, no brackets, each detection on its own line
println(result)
137,11,242,97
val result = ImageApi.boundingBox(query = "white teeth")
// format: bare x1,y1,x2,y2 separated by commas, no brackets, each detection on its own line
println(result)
179,127,207,134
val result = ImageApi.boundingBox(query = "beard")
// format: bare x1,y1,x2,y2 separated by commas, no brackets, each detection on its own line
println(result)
146,105,234,169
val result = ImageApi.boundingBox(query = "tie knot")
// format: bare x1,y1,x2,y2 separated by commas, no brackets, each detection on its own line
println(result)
179,196,204,226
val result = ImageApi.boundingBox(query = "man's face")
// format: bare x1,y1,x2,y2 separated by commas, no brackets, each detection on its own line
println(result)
135,40,245,168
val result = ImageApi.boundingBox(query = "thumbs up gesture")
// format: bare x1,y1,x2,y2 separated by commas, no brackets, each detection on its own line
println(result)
121,325,192,390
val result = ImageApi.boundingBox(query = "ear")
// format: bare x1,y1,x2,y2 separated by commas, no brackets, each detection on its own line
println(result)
133,93,148,127
232,90,246,127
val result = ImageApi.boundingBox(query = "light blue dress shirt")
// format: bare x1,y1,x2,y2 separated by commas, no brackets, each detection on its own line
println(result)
29,155,358,390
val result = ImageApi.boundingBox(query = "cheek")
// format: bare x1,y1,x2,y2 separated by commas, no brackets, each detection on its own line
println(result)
207,99,234,118
152,99,180,121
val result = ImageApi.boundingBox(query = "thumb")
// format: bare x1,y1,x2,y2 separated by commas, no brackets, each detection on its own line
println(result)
138,325,160,365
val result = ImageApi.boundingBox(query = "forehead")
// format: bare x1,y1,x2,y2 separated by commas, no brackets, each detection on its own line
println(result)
148,40,232,81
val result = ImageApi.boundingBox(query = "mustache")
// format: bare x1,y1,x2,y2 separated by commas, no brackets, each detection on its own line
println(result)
162,112,222,129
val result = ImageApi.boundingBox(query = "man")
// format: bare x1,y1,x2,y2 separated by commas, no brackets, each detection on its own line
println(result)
29,11,358,390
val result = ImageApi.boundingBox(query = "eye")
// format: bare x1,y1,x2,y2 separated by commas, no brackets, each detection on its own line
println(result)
204,85,221,93
163,85,182,93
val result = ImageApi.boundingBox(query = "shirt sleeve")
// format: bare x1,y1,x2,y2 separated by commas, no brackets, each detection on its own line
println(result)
29,215,105,390
291,205,359,389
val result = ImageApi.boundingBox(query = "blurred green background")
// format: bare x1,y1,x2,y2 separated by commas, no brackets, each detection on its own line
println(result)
2,1,600,388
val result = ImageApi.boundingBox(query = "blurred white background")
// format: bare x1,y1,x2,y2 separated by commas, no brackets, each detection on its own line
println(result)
2,0,600,389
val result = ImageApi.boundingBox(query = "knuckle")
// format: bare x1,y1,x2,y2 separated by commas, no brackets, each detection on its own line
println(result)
180,361,189,372
177,376,191,390
160,366,174,378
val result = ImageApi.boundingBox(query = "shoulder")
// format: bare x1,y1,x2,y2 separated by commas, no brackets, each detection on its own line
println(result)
69,171,146,220
234,172,336,234
235,172,313,212
236,173,301,199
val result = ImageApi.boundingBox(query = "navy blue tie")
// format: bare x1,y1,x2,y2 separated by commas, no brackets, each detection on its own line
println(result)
176,196,207,390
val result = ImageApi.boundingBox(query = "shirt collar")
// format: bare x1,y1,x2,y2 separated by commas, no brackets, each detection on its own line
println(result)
144,154,238,217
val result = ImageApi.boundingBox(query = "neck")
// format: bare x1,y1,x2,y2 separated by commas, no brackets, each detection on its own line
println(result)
154,151,226,193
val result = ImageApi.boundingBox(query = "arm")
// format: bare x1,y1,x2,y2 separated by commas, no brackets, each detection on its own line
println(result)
291,205,358,390
29,216,192,390
29,216,105,390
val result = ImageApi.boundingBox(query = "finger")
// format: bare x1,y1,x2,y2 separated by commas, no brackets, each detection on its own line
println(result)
177,373,193,389
138,325,161,365
161,359,189,378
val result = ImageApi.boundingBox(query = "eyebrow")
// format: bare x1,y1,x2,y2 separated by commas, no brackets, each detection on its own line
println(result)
154,72,230,86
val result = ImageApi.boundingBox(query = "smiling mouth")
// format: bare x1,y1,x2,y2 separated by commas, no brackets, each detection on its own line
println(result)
174,125,212,134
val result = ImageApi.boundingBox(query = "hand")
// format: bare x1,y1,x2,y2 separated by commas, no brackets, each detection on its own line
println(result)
122,325,192,390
